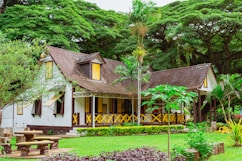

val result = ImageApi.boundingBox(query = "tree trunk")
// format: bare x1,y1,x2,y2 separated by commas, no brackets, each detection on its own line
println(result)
137,62,141,125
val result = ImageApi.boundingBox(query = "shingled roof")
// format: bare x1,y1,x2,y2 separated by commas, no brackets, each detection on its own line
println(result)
143,63,212,90
47,46,212,96
47,46,131,97
77,52,105,65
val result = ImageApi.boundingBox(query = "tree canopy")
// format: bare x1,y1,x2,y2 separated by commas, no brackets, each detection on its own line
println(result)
0,0,125,53
0,0,241,74
146,0,242,74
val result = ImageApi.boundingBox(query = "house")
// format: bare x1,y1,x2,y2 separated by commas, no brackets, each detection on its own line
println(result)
0,46,217,134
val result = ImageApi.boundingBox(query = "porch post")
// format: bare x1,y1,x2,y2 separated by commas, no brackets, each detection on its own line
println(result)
209,101,212,123
92,95,95,128
132,99,134,124
213,98,217,121
193,99,197,123
72,88,75,127
198,91,202,122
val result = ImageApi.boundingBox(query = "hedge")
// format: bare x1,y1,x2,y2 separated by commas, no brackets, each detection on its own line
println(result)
77,125,185,136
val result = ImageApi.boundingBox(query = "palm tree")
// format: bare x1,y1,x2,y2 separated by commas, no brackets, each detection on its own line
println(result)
130,0,154,125
113,55,150,123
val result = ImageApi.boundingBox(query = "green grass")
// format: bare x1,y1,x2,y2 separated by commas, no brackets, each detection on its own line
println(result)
1,133,241,161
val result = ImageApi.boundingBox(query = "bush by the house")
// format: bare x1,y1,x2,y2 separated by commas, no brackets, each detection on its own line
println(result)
77,125,185,136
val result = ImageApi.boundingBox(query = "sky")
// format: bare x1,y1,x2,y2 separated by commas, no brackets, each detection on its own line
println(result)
84,0,178,12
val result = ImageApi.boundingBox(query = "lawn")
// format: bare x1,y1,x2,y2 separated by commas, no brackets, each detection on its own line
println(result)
1,133,241,161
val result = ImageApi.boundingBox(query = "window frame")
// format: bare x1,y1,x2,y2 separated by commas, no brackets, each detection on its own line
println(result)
54,93,65,116
32,98,42,117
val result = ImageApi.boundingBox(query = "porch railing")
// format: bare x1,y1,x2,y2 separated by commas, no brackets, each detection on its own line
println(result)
85,113,185,125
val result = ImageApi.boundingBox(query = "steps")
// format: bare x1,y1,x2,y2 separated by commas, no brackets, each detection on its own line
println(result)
65,128,80,137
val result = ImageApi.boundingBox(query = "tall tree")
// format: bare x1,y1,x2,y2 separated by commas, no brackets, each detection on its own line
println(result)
147,0,242,74
75,0,126,58
0,31,45,107
130,0,155,125
0,0,125,54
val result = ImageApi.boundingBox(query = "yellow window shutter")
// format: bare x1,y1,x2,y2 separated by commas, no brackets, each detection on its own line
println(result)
46,61,53,79
204,77,208,88
98,98,103,113
117,99,123,113
92,63,100,80
85,97,90,113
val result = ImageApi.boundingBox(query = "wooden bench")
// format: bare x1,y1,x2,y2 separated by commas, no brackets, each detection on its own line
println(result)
16,140,54,156
0,137,11,154
33,136,61,149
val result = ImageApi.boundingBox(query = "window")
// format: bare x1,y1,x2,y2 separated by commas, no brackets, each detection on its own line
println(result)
54,93,64,116
203,77,208,88
91,63,100,80
45,61,53,79
123,99,132,114
32,98,42,116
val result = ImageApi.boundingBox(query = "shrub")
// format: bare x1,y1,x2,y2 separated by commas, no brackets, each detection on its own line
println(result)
186,131,213,160
77,125,185,136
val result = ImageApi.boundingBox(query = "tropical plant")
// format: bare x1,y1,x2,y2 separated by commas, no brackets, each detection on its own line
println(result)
227,119,242,146
142,84,197,160
208,74,241,122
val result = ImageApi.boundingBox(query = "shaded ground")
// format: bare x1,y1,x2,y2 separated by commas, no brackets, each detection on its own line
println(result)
0,148,73,159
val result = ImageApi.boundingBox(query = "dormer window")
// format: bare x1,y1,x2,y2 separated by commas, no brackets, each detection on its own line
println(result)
92,63,101,80
77,52,105,81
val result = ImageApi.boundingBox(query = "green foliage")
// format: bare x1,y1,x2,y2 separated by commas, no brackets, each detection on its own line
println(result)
227,119,242,146
186,131,213,160
186,122,209,132
113,55,150,86
142,85,198,112
172,146,194,161
77,125,184,136
0,0,125,53
0,32,46,107
146,0,242,73
208,73,242,122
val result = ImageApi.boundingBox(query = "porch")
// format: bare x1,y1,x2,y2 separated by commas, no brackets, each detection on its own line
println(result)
73,113,186,126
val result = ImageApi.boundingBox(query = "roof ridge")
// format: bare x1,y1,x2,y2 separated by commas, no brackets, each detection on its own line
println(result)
152,63,211,74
